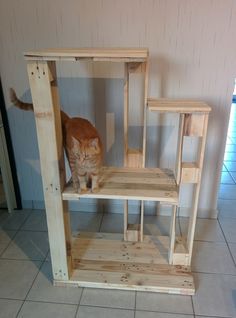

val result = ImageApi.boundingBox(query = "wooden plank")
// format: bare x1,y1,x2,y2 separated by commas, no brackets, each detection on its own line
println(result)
124,63,129,166
126,224,141,242
148,98,211,113
62,180,178,203
172,237,190,266
181,163,199,183
24,48,149,61
184,114,205,136
187,114,209,264
127,149,143,168
175,114,185,185
55,268,194,295
55,232,194,295
27,61,71,280
169,205,177,264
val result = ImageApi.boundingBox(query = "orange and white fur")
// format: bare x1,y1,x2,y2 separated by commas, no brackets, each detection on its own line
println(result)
10,88,102,193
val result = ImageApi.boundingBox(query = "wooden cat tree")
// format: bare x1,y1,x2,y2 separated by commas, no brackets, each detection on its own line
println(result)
24,48,210,295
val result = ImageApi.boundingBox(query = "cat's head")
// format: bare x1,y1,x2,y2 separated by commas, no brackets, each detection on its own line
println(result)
71,136,101,162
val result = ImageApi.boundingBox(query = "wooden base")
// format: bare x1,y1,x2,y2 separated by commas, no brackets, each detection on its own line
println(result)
54,232,195,295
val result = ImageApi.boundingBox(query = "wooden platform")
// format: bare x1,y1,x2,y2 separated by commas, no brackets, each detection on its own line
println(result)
62,167,178,204
54,232,194,295
148,98,211,113
24,48,148,62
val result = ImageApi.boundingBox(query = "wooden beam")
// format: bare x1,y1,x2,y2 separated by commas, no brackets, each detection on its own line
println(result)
27,61,71,280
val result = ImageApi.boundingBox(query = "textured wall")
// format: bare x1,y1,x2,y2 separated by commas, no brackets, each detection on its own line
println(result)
0,0,236,216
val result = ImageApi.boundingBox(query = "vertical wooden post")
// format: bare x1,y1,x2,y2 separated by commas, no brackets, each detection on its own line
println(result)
169,205,177,264
27,61,71,280
186,114,209,264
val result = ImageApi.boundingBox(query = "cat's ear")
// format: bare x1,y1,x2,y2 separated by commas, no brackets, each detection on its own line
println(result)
90,137,99,149
71,136,81,148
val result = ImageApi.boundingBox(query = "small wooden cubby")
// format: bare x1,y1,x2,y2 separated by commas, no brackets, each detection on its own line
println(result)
24,48,211,295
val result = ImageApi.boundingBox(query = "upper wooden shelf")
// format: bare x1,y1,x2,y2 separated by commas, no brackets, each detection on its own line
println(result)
62,166,178,204
24,48,149,62
148,98,211,113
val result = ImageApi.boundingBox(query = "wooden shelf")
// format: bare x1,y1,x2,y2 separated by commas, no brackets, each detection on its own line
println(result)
62,167,178,204
148,98,211,113
54,232,194,295
24,48,148,62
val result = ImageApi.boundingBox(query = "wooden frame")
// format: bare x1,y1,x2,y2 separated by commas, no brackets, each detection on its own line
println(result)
25,48,210,295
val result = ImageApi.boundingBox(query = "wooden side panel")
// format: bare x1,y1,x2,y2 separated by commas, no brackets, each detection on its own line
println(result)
184,114,205,136
27,61,71,280
127,149,143,168
181,163,200,183
169,205,177,264
175,114,185,185
186,114,209,264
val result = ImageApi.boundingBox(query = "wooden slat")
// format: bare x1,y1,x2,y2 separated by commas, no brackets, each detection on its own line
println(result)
62,167,178,203
55,268,194,295
24,48,148,61
148,98,211,113
54,232,194,295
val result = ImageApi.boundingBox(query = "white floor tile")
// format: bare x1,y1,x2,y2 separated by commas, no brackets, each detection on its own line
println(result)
0,210,31,230
136,292,193,314
1,231,49,260
0,230,16,255
218,199,236,218
219,184,236,199
220,171,235,184
18,301,77,318
194,219,224,242
76,306,134,318
80,288,135,309
21,210,48,231
70,212,103,233
218,218,236,242
0,259,41,299
0,299,23,318
228,243,236,264
100,213,139,233
136,312,194,318
192,241,236,274
224,161,236,172
27,261,82,304
192,273,236,317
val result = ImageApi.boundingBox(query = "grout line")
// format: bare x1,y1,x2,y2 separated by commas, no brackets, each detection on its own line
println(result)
192,270,236,277
98,211,105,232
191,293,196,318
74,287,84,318
134,291,137,318
217,219,236,268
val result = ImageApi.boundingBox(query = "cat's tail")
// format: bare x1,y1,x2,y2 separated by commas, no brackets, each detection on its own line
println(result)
9,88,33,111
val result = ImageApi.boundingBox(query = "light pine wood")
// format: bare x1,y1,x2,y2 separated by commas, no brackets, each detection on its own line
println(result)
127,149,143,168
54,232,194,295
169,205,177,264
62,166,178,203
24,48,148,61
175,114,185,185
27,61,71,280
181,163,199,183
24,47,211,294
184,114,205,136
186,114,209,263
148,98,211,113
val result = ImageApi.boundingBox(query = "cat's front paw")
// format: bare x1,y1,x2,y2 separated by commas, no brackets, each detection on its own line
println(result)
91,187,99,193
79,187,88,194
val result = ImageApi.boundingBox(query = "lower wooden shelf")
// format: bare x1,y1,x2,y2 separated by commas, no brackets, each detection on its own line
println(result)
54,232,195,295
62,167,178,204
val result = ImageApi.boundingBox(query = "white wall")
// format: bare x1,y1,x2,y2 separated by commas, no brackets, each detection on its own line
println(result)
0,0,236,217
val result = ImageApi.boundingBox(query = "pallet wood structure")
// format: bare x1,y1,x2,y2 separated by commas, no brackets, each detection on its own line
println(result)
24,48,211,295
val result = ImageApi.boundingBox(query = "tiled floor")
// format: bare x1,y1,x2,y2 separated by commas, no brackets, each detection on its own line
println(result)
0,105,235,318
0,207,235,318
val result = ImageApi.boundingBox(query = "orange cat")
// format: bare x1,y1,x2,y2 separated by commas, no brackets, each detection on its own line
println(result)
10,88,102,193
